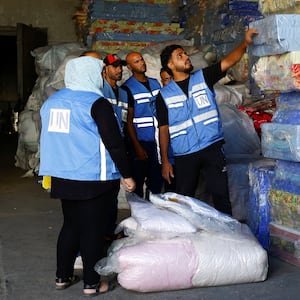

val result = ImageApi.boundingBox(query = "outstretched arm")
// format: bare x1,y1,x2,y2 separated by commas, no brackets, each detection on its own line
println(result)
221,27,258,72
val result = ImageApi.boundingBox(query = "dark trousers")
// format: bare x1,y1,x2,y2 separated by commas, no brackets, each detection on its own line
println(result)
56,188,117,285
105,183,120,236
129,141,163,198
175,142,232,216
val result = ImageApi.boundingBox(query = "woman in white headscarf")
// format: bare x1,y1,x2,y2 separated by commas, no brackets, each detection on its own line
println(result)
39,56,135,296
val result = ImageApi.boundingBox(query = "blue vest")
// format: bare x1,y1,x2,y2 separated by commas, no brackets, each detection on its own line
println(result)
123,76,160,142
160,70,223,156
102,79,128,135
39,88,121,181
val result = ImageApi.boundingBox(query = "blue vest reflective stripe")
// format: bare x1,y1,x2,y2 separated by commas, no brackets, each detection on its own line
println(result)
123,76,160,142
39,88,121,181
160,70,223,156
102,79,128,134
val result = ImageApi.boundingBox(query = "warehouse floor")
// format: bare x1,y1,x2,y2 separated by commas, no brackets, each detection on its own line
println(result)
1,133,300,300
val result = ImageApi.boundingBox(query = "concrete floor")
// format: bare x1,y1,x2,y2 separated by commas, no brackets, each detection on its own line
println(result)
1,133,300,300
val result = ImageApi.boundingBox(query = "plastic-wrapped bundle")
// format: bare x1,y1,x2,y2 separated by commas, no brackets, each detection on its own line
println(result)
227,53,250,82
149,192,242,234
269,190,300,230
214,83,244,106
261,122,300,162
249,14,300,56
201,9,224,46
191,229,268,288
251,51,300,92
219,103,261,159
269,222,300,267
272,179,300,196
114,193,241,237
31,43,86,74
125,194,197,239
90,1,177,23
93,31,185,43
258,0,296,14
248,159,275,249
275,91,300,111
228,0,259,10
227,157,264,222
272,92,300,124
14,110,41,172
222,10,262,27
275,159,300,182
213,24,244,45
96,193,268,292
272,110,300,125
90,19,183,35
111,237,198,291
273,160,300,200
272,160,300,196
97,229,268,292
91,40,154,53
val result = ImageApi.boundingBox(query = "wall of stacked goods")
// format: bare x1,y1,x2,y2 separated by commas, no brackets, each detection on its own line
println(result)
73,0,300,56
74,0,184,53
182,0,300,54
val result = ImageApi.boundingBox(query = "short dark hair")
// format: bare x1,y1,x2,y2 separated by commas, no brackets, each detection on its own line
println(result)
160,44,183,69
160,66,173,77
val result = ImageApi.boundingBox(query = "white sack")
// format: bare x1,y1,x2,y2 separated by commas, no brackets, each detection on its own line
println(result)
149,192,241,234
191,229,268,287
128,193,197,237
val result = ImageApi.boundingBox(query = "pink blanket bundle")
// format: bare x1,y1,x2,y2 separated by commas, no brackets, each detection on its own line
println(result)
117,238,198,292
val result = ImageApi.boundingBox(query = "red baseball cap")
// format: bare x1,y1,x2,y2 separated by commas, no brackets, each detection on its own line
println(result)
103,54,126,66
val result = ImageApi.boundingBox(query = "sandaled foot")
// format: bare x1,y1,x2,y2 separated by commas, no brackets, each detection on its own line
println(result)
55,275,80,290
83,279,117,297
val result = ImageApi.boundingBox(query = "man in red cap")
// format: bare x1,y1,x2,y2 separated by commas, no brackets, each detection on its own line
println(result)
103,54,128,133
102,53,128,242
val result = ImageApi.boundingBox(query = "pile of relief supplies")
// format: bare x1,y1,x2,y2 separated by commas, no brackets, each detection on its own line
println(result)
95,192,268,292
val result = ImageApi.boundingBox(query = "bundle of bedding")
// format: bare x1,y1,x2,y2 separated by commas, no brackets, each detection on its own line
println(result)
95,193,268,292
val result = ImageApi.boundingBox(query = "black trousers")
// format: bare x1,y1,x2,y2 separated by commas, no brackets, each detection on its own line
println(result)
174,142,232,216
129,141,163,198
56,187,117,286
105,182,120,236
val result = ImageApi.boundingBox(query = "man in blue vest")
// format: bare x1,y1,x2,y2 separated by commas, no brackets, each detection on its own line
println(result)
156,27,258,216
102,53,128,241
103,54,128,134
122,52,163,199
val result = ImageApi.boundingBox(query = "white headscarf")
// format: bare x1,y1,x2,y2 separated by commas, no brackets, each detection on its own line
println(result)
64,56,104,96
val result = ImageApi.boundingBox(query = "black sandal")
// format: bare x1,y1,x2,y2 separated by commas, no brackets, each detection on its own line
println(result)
55,275,80,290
83,279,117,297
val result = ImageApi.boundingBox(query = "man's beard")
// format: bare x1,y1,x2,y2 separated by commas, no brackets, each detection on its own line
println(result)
184,64,193,73
178,63,193,74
